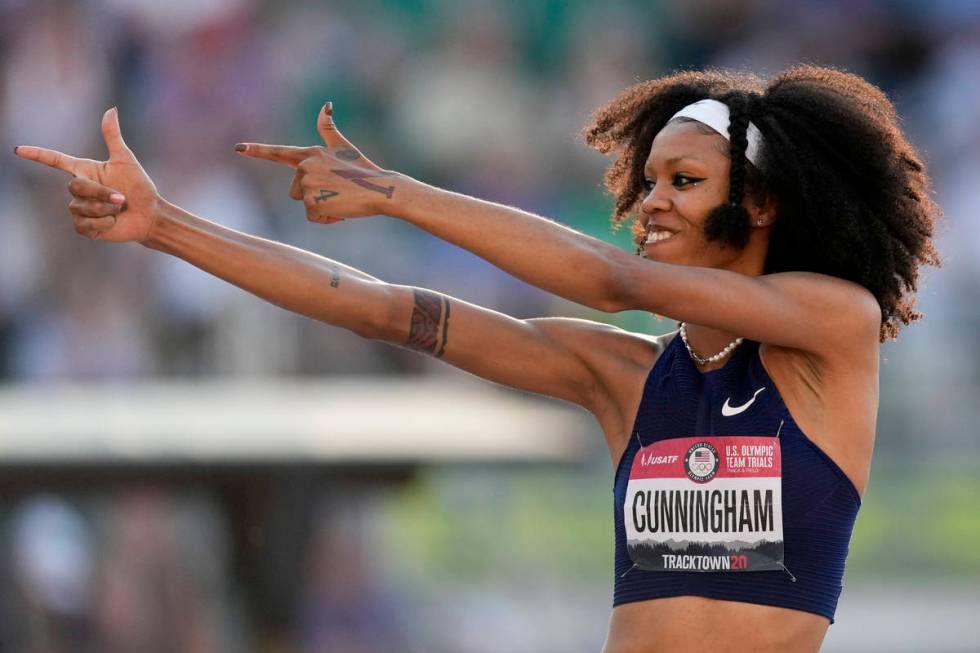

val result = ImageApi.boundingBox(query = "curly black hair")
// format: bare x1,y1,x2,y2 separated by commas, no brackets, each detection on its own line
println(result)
584,65,941,342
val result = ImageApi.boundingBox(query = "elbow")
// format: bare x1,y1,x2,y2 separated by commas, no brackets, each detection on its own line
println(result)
595,250,634,313
595,284,629,313
352,315,390,342
350,284,400,342
592,292,625,314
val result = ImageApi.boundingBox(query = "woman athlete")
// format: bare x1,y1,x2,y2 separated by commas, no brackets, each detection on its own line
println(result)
16,65,939,652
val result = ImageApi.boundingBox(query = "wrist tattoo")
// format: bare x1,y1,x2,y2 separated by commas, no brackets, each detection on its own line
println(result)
407,289,450,358
332,169,395,200
335,149,360,161
315,189,339,202
330,267,341,288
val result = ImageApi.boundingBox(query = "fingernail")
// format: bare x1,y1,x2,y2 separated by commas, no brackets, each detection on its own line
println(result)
234,143,246,152
110,193,126,205
324,101,333,116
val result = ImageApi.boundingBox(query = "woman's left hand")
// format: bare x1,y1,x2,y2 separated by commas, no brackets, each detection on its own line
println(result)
235,102,400,224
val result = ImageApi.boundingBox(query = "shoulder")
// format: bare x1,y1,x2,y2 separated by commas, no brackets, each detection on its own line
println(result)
761,271,882,348
762,271,879,319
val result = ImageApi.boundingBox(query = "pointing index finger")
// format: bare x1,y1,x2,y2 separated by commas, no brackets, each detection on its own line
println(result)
234,143,316,167
14,145,84,175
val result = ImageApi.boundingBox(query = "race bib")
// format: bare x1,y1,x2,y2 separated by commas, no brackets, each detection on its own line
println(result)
624,436,784,572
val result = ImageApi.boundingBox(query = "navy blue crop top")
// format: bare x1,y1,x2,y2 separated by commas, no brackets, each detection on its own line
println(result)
613,333,861,622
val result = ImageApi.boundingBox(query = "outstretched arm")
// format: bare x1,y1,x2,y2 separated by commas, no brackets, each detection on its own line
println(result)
237,105,881,356
13,109,640,424
391,180,882,353
149,199,648,425
146,200,615,415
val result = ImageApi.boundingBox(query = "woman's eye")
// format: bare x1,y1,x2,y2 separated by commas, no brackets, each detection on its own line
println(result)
642,175,700,192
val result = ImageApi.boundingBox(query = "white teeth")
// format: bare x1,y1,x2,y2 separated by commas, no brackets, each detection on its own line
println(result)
645,230,675,244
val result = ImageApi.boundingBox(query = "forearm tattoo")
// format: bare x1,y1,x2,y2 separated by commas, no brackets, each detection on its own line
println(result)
315,189,339,202
330,267,341,288
332,169,396,199
407,289,450,358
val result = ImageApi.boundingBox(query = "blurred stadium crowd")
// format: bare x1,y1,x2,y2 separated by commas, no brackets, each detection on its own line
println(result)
1,0,978,651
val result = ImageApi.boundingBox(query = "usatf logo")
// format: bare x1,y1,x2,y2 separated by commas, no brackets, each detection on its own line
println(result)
684,442,719,483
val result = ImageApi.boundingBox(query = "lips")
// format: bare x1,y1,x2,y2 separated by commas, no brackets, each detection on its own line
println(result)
644,223,680,246
646,231,675,244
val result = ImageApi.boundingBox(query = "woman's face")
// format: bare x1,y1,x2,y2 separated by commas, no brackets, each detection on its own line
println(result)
637,119,749,269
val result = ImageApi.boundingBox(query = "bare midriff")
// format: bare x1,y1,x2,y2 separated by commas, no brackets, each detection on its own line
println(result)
602,596,829,653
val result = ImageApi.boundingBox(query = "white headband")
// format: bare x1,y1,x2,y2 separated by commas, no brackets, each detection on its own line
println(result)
668,99,764,168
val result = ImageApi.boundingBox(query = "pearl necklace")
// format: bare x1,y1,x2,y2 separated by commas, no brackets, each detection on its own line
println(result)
677,322,744,366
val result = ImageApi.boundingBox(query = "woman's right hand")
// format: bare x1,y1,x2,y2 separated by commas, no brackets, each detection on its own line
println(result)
14,107,160,243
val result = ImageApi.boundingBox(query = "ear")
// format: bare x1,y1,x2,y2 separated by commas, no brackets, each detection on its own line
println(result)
746,191,778,228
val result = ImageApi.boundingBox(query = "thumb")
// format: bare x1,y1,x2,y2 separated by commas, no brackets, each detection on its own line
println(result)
316,101,379,170
101,107,134,160
317,101,354,149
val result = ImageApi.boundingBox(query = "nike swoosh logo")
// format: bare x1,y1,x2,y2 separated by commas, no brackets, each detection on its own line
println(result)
721,387,766,417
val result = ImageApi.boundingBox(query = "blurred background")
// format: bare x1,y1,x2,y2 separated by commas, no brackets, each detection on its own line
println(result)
1,0,978,651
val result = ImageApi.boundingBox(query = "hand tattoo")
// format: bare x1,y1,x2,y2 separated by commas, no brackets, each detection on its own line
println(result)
315,189,339,202
407,289,450,357
335,149,360,161
332,169,395,199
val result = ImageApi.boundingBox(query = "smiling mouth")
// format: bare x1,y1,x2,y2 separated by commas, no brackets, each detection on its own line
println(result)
644,229,677,245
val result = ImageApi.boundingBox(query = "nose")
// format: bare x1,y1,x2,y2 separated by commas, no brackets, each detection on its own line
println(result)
640,184,671,216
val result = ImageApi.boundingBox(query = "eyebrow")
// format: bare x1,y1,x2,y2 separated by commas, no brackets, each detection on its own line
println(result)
645,154,706,172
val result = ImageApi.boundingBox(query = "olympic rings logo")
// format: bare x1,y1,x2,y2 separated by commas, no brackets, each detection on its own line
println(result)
684,442,719,483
